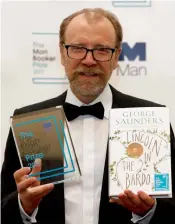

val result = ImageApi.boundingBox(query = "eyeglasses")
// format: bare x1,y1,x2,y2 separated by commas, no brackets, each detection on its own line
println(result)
63,43,117,62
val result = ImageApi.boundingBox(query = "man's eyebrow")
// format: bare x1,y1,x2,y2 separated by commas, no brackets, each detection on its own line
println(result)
67,43,113,48
94,44,112,48
68,43,86,47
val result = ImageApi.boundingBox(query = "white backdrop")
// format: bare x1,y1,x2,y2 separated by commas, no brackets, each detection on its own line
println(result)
1,1,175,167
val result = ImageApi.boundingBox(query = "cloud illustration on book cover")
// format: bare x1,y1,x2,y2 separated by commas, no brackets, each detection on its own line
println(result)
109,129,170,192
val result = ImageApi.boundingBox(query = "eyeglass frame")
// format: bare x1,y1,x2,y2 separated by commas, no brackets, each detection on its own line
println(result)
62,43,118,62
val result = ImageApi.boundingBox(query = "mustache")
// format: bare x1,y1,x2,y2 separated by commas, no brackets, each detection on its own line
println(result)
72,66,105,75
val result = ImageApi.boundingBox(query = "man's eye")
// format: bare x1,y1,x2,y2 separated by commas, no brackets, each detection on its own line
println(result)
96,48,110,54
70,46,84,53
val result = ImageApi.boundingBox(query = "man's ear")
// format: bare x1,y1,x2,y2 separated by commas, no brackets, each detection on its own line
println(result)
59,43,65,66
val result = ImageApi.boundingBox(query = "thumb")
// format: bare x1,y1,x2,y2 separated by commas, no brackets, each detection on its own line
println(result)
30,158,42,186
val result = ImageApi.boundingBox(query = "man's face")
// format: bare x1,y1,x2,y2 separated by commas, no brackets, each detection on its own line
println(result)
60,13,120,99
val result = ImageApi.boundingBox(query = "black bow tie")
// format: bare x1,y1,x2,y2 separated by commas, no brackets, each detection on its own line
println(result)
63,102,104,121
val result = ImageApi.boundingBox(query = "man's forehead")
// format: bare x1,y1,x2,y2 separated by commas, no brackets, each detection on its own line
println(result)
64,13,116,43
68,12,102,26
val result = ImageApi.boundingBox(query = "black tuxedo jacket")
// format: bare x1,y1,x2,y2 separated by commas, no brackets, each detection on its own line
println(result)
1,85,175,224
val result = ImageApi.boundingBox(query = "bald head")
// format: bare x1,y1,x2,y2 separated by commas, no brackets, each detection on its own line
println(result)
64,13,116,48
59,8,123,49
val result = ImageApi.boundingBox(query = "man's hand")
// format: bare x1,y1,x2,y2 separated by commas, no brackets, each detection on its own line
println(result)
109,189,155,216
14,159,54,215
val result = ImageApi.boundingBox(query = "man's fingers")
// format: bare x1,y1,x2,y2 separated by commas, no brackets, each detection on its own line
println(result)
14,167,31,184
118,192,149,215
109,197,123,206
138,191,155,207
118,193,135,208
109,190,155,216
29,159,42,186
33,185,55,200
17,177,37,193
27,183,54,198
124,190,141,207
124,190,149,210
30,159,42,175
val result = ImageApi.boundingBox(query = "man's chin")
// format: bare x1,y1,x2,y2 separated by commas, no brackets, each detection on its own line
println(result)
71,83,105,97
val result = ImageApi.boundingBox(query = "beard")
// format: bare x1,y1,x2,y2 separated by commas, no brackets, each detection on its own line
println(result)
68,66,110,97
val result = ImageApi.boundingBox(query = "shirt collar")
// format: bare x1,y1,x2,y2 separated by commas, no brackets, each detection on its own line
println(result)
65,84,112,119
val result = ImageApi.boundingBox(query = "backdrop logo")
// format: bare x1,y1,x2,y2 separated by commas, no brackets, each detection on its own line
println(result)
119,43,146,61
112,0,151,7
117,42,147,76
32,32,68,84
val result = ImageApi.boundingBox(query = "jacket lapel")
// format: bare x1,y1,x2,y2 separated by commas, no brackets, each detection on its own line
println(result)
98,85,132,224
98,85,119,223
38,91,67,223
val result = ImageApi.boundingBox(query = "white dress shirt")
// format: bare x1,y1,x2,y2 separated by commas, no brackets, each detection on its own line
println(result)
19,84,156,224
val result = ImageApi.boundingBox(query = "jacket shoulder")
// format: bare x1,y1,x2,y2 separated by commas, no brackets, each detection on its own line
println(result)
15,91,67,115
110,85,165,108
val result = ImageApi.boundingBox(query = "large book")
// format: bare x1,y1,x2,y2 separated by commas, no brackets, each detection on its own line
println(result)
109,107,172,198
10,106,81,185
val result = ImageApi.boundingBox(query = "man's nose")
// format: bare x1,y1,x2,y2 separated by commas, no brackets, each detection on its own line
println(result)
81,51,97,66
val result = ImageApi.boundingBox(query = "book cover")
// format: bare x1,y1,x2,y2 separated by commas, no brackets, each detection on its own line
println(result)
109,107,172,198
10,106,81,185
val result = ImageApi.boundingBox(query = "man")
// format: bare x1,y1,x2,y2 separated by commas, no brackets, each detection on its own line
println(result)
1,8,175,224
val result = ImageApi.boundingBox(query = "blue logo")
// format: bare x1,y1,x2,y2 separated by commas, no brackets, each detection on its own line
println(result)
112,0,151,7
116,42,147,76
43,122,52,131
119,42,146,61
154,174,169,191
